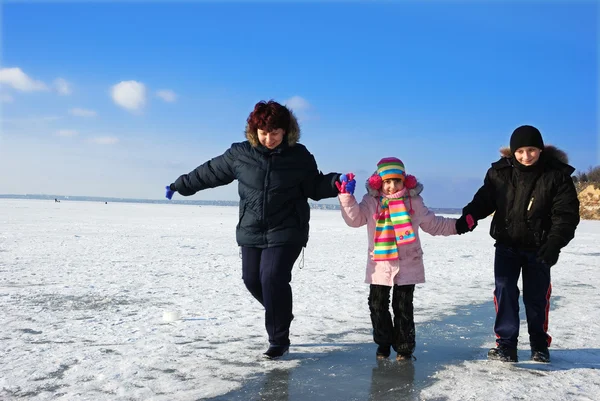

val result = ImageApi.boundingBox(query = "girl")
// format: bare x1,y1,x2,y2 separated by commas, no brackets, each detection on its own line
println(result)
337,158,471,360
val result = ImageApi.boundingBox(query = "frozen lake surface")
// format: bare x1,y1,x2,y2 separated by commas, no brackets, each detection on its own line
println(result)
1,199,599,400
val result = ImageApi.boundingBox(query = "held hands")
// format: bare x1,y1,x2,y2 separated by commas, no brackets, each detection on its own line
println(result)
165,185,175,200
456,214,477,235
335,173,356,195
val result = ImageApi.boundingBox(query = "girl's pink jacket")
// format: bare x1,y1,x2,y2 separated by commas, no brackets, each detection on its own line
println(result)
338,185,457,286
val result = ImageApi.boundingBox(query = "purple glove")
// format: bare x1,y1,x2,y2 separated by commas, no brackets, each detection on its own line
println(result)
165,185,175,200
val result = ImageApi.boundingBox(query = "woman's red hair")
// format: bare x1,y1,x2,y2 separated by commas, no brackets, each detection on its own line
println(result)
247,100,290,133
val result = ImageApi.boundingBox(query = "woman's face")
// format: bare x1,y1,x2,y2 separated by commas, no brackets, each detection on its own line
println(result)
382,178,404,195
514,146,542,166
257,128,285,149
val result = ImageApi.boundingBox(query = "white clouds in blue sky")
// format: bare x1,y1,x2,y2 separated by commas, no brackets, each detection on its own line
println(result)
0,68,73,98
285,96,310,113
0,67,48,92
284,95,315,122
0,2,597,206
156,89,177,103
111,80,147,113
53,78,72,96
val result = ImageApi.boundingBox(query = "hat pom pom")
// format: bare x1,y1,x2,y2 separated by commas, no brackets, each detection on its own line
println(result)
368,174,382,190
404,174,417,189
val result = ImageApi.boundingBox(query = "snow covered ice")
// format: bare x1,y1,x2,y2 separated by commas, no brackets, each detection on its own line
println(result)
1,199,599,400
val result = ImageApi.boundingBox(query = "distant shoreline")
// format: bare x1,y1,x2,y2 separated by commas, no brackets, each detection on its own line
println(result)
0,194,463,214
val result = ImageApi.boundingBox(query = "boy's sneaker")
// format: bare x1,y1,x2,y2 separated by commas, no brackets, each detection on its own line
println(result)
396,352,416,361
376,345,391,359
531,347,550,363
263,345,289,360
488,345,518,362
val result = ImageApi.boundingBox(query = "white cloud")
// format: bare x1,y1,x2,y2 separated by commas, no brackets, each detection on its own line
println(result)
111,81,146,112
90,136,119,145
54,78,72,95
284,96,311,112
69,108,97,117
0,93,13,103
0,67,48,92
156,89,177,103
56,129,78,137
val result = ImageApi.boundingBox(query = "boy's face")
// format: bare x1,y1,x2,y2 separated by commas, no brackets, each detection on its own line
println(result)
382,178,404,195
514,146,542,166
257,128,285,149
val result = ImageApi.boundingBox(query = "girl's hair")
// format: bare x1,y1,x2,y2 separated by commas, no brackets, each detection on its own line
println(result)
247,100,291,133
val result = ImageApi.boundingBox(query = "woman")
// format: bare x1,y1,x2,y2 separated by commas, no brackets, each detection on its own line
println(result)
165,100,341,359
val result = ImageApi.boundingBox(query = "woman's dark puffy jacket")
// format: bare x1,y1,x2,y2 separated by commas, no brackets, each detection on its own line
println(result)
462,146,580,250
171,114,339,248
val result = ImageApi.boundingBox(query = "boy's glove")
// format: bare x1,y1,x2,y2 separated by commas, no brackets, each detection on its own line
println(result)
537,238,562,267
165,185,175,200
335,173,356,195
456,214,476,234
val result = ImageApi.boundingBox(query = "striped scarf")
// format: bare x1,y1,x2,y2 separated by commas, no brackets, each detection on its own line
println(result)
373,194,415,261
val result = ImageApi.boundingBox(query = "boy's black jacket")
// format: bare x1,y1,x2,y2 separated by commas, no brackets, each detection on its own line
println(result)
463,145,580,250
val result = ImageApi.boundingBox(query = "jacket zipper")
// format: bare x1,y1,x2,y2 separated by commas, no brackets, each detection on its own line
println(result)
262,156,272,244
527,196,534,211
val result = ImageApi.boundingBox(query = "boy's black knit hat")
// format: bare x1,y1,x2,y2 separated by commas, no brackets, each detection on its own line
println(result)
510,125,544,154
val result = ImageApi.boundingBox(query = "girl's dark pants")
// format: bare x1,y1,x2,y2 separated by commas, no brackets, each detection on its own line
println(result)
241,245,302,347
369,284,416,355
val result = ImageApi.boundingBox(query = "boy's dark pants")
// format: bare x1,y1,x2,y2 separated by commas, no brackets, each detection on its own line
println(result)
369,284,416,355
493,244,552,350
241,245,302,347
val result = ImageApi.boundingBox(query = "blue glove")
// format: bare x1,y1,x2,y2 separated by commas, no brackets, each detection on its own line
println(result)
345,178,356,195
336,173,356,195
165,185,175,200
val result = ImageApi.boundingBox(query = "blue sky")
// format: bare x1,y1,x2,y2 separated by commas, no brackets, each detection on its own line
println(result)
0,1,597,208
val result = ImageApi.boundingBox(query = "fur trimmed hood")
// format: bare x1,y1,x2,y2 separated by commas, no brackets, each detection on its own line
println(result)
499,144,569,164
244,108,301,148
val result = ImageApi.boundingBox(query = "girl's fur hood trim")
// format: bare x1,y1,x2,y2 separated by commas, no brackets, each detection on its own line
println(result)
499,145,568,164
364,173,424,197
244,108,301,147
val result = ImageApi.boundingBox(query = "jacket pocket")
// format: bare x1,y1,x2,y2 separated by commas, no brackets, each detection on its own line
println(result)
410,248,423,258
237,202,247,229
294,203,307,229
489,216,508,241
400,246,423,261
489,218,497,239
